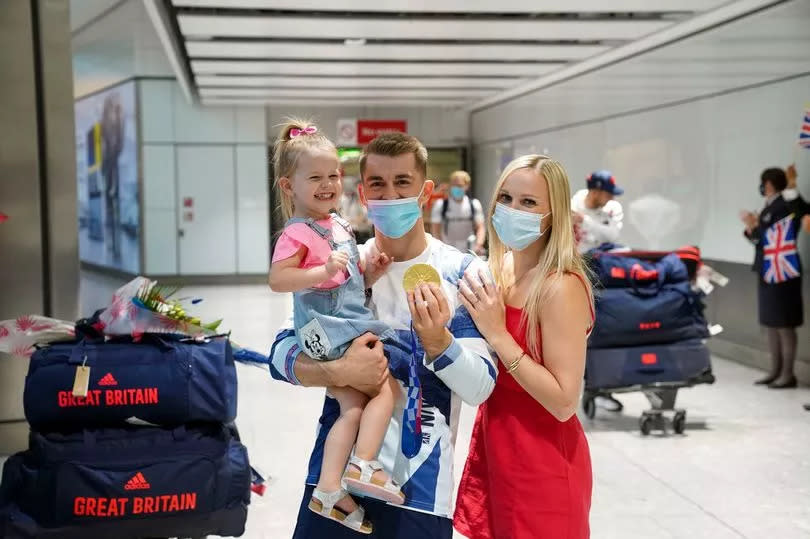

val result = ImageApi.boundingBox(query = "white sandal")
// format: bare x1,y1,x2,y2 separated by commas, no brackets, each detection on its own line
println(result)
343,456,406,505
307,487,373,534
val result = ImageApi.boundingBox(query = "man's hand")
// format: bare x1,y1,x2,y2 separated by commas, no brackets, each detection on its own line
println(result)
408,283,452,361
332,333,388,394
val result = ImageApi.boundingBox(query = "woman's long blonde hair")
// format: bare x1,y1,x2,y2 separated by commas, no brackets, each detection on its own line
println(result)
487,155,593,359
272,116,336,221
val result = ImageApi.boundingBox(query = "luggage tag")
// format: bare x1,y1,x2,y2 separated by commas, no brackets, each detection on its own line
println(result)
72,354,90,398
709,271,729,287
696,278,714,296
709,324,724,336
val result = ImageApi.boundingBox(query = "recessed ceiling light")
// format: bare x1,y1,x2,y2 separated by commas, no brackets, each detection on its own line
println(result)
344,38,367,46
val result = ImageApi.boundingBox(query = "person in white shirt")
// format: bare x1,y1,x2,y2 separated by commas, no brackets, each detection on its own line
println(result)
572,170,626,412
571,170,625,254
430,170,486,254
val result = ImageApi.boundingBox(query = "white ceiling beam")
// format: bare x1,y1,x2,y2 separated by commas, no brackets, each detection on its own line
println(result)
202,98,468,107
178,14,670,41
191,60,561,77
196,75,517,88
468,0,787,111
199,87,495,98
173,0,726,13
143,0,196,103
185,41,610,62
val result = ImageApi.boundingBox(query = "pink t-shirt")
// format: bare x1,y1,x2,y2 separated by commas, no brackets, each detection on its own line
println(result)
271,217,353,289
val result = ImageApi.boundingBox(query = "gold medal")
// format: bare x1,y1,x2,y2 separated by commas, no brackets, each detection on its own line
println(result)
402,263,441,292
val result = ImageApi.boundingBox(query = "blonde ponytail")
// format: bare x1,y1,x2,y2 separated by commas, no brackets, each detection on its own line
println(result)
272,116,336,221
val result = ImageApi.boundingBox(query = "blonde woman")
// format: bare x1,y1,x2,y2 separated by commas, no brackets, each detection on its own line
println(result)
454,155,594,539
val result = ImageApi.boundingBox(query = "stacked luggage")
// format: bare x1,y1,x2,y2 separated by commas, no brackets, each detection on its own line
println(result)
583,247,716,434
0,328,252,538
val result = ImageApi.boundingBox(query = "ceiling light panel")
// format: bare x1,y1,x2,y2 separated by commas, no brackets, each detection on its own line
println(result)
199,87,494,98
201,98,470,107
195,75,517,89
173,0,725,13
178,15,670,41
191,60,561,77
185,41,610,62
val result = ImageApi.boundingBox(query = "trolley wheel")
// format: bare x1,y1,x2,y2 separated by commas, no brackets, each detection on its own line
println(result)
673,412,686,434
583,396,596,419
640,415,653,436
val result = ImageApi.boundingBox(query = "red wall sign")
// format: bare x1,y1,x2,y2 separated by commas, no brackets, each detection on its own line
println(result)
356,120,408,144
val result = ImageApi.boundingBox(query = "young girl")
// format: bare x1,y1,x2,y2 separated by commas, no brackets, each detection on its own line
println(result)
453,155,594,539
269,119,405,535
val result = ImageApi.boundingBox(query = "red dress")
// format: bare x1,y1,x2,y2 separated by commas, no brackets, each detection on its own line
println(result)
454,303,593,539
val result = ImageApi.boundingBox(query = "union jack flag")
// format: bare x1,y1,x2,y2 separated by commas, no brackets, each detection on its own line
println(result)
762,214,800,284
800,108,810,148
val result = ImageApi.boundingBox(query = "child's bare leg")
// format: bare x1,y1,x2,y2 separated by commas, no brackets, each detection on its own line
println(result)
316,386,368,513
351,375,399,483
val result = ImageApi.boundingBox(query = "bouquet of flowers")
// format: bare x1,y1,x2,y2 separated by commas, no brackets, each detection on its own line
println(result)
98,277,222,338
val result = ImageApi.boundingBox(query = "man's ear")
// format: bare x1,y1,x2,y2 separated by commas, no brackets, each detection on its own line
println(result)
358,183,368,207
421,180,435,204
279,177,294,196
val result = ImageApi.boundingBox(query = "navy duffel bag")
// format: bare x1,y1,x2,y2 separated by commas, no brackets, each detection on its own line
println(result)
584,339,713,390
589,252,689,289
24,335,237,428
0,424,250,538
589,281,709,348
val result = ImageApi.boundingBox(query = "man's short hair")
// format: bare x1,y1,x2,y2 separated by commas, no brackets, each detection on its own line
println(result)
761,167,787,192
360,133,428,178
449,170,471,185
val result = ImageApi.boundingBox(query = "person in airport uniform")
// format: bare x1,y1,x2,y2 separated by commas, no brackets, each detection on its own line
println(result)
801,185,810,410
430,170,486,254
571,169,625,412
454,155,594,539
740,165,808,389
269,133,496,539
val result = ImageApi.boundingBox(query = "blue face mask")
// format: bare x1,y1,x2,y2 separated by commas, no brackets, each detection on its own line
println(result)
492,202,549,251
366,188,424,239
450,186,466,200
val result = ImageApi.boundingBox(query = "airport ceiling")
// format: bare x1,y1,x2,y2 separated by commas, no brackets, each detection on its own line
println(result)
140,0,777,108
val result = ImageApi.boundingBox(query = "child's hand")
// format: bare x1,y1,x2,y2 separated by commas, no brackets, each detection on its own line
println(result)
325,251,350,277
364,251,393,288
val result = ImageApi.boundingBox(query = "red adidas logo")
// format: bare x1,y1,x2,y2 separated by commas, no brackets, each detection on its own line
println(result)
124,472,150,491
98,373,118,386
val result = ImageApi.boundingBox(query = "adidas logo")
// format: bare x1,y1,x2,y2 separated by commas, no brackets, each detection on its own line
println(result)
98,373,118,386
124,472,150,490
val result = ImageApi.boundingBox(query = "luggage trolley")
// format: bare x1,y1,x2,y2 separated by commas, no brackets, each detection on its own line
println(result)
582,357,716,435
582,246,719,435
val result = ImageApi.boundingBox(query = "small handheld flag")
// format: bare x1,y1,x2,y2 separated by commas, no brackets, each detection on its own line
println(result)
762,214,800,284
799,106,810,149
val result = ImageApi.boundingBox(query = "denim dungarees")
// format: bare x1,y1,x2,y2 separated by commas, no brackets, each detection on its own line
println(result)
289,214,394,361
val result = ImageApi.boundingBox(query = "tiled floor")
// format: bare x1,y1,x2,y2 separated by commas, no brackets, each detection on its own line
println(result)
3,274,809,539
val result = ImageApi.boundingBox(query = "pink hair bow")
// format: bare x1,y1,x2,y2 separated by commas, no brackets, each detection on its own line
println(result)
290,125,318,138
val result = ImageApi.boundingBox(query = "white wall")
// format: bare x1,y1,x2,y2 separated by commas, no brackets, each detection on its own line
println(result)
265,105,469,148
140,79,269,275
472,75,810,264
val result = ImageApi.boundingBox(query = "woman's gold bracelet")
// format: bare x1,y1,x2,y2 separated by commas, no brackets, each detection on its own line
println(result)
507,353,525,374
